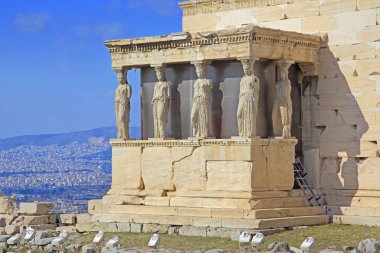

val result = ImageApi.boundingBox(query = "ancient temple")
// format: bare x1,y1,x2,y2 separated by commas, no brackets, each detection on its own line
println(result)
77,0,380,235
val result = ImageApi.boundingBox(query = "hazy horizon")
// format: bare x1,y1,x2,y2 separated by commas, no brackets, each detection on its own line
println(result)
0,0,182,139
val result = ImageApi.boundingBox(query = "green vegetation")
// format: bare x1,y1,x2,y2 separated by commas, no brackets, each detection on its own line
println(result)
74,224,380,252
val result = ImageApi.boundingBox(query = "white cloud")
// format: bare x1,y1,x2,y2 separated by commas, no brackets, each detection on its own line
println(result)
74,22,124,40
126,0,179,16
14,12,50,33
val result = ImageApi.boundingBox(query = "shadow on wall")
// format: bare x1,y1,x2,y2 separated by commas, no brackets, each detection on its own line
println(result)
305,43,372,212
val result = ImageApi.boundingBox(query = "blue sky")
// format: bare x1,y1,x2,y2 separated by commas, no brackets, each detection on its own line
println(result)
0,0,182,138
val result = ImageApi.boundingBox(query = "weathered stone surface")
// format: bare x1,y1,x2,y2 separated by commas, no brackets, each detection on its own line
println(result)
0,197,16,215
57,225,77,232
11,215,49,226
357,238,380,253
141,147,174,191
4,225,19,235
268,241,291,252
142,224,170,234
130,223,142,233
76,214,91,223
81,244,97,253
206,161,252,191
178,226,207,237
112,146,143,189
88,200,108,215
285,1,319,19
19,202,53,215
320,0,356,15
206,227,231,238
59,214,76,225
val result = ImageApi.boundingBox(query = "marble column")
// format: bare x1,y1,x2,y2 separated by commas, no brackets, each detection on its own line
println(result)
114,67,132,140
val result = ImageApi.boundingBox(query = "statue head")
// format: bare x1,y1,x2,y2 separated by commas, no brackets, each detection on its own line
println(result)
116,67,128,85
278,62,291,80
194,62,206,79
154,65,166,82
241,59,253,76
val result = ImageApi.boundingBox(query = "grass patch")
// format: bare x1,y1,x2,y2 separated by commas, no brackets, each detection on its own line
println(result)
73,224,380,252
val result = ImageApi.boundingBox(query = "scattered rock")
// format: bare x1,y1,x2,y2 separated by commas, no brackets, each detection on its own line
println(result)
357,238,380,253
0,197,17,215
81,244,97,253
178,226,207,237
268,241,291,252
130,223,142,233
19,202,54,215
34,237,53,246
168,226,180,235
343,246,355,251
4,225,20,235
204,249,224,253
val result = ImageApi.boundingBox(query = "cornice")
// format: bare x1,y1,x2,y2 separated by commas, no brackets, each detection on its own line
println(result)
179,0,288,16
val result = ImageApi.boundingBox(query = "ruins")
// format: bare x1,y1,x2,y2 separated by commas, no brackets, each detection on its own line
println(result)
78,0,380,235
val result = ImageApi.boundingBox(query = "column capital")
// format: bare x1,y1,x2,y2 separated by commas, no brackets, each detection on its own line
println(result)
298,62,320,76
113,66,130,85
191,60,212,66
150,63,166,68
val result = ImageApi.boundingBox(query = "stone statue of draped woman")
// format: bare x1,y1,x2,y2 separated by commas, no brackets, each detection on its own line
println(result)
191,62,212,138
152,65,171,138
237,59,260,137
114,69,132,139
272,62,292,138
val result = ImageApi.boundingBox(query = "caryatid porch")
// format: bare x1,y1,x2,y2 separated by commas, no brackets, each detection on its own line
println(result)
83,25,329,232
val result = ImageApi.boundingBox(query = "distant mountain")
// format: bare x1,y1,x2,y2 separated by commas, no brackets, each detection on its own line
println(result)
0,126,141,151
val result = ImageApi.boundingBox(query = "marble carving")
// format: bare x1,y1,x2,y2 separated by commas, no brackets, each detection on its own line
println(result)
152,65,171,138
272,62,292,138
191,62,212,138
237,59,260,137
114,69,132,139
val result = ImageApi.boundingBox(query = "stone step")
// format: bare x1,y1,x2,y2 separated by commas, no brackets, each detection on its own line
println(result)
250,196,309,209
108,204,325,219
333,215,380,226
326,196,380,208
328,206,380,217
253,215,330,229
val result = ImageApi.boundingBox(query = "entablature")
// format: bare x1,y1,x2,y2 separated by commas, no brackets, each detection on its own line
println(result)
104,25,322,70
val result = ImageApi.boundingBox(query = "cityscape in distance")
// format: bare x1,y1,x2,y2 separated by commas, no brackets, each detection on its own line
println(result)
0,126,141,213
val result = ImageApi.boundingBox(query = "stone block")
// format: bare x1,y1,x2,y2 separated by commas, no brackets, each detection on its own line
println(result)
19,202,53,215
211,209,244,219
202,198,251,209
206,227,231,238
112,146,143,189
285,1,319,19
335,43,376,61
301,15,337,33
320,0,356,15
217,8,253,30
56,225,76,232
141,147,174,191
206,161,252,191
0,197,16,215
253,215,329,229
4,225,20,235
144,197,170,206
358,25,380,43
168,226,180,235
183,13,218,32
178,225,207,237
259,18,302,33
102,195,144,205
192,217,222,227
109,205,178,216
221,218,256,229
173,146,207,191
130,223,142,233
11,215,49,226
357,0,380,10
88,200,108,215
76,214,91,223
303,149,320,188
116,222,131,232
177,207,211,218
252,5,285,22
81,244,97,253
142,223,170,234
58,214,76,225
28,224,57,231
333,215,380,226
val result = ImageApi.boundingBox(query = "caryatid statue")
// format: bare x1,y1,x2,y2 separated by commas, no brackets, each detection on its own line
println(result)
272,62,293,138
237,59,260,137
114,68,132,139
152,65,171,138
191,61,212,138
